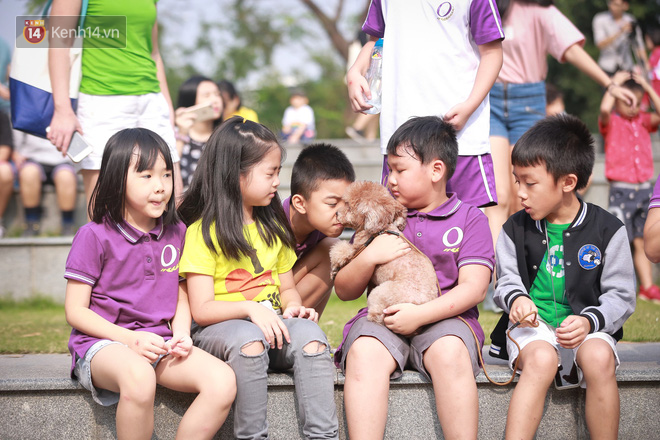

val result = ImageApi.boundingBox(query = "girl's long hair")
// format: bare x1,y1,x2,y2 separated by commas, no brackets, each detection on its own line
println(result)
89,128,178,225
178,117,295,260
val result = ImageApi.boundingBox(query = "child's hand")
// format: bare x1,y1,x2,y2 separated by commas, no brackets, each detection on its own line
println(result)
612,70,631,86
347,68,373,113
248,302,291,349
130,331,168,362
443,101,474,132
555,315,590,349
362,234,411,266
509,297,539,327
632,71,651,90
166,333,193,359
283,305,319,323
383,303,422,336
609,83,638,107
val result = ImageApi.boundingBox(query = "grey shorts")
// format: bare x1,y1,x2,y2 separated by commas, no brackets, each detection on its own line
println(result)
73,339,167,406
337,316,481,381
608,181,653,241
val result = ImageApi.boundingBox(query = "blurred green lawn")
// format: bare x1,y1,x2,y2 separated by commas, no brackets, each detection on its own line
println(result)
1,294,659,354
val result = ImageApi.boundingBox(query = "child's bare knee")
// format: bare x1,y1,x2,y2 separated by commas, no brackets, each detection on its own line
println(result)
240,340,266,356
303,340,327,355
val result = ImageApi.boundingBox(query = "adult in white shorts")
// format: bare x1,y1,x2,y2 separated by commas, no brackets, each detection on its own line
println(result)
46,0,181,208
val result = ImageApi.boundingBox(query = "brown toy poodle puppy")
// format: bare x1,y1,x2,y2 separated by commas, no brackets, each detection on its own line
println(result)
330,181,438,324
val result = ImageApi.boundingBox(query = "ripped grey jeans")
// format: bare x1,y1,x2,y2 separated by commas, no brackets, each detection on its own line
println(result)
192,317,338,440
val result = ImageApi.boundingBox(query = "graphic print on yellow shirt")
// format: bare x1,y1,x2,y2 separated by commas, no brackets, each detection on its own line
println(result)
178,220,297,309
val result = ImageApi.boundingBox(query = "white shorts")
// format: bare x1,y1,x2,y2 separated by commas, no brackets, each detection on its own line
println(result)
76,92,178,170
506,320,620,388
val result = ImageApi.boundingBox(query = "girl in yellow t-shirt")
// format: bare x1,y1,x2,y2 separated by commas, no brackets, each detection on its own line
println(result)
177,117,338,440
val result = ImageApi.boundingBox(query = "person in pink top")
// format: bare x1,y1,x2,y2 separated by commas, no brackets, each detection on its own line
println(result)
483,0,637,310
600,70,660,303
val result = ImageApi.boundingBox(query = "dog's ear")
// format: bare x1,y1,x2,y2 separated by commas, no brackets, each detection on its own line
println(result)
364,207,386,233
393,198,407,231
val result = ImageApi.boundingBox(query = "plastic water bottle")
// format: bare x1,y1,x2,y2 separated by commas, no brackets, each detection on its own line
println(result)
363,39,383,115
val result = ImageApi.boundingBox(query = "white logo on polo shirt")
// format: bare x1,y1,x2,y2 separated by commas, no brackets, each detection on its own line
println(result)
442,227,464,247
161,244,178,267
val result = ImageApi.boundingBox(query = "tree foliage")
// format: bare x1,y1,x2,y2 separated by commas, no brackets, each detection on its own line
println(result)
26,0,660,137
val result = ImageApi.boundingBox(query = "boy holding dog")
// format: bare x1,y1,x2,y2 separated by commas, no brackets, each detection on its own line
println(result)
491,114,635,439
334,116,494,439
284,143,355,317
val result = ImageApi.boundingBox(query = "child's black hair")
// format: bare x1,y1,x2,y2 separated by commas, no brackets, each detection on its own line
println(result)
90,128,178,225
178,117,295,260
217,79,241,107
647,27,660,47
290,143,356,199
177,75,213,108
621,78,645,95
385,116,458,180
512,114,594,191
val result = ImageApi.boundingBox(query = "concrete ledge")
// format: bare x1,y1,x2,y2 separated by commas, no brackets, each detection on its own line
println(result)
1,344,659,439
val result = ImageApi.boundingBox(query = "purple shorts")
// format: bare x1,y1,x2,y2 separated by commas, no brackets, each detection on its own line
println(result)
381,154,497,208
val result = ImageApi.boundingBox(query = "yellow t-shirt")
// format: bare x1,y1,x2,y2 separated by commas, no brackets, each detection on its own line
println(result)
231,106,259,123
179,220,296,309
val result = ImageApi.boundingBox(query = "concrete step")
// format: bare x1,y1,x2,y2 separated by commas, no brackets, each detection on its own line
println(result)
1,343,659,439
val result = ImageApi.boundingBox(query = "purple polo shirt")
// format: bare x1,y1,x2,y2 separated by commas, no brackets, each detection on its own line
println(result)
650,179,660,210
282,196,327,259
65,217,186,373
336,193,494,362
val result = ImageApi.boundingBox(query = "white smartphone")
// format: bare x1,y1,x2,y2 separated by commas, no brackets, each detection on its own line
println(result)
181,103,216,122
66,132,93,163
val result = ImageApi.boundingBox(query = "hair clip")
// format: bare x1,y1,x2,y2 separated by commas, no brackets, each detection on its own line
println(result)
243,117,247,124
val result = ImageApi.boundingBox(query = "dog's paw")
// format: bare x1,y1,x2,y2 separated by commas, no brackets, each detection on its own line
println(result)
329,241,355,275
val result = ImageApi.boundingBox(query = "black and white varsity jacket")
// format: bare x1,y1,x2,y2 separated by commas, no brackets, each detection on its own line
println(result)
489,201,636,360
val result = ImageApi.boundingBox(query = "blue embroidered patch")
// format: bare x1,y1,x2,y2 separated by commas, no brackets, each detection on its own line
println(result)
578,244,601,270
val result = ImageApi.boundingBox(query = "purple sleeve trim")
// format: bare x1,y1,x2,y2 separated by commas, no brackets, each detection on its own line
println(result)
470,0,505,45
362,0,385,38
457,257,494,271
64,269,96,286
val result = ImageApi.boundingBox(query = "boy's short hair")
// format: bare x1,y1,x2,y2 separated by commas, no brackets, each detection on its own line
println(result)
621,78,645,95
290,143,356,199
386,116,458,180
512,114,594,191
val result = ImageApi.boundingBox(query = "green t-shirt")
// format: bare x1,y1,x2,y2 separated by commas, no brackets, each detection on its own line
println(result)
80,0,160,95
529,222,573,327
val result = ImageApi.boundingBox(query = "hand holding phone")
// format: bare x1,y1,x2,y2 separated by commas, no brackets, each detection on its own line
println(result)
66,132,93,163
180,103,216,123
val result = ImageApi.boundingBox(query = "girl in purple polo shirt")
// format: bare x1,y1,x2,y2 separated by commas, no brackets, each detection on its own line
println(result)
178,117,339,440
64,128,236,439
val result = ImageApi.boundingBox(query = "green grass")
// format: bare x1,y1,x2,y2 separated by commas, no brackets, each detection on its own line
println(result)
0,296,70,354
1,294,659,354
